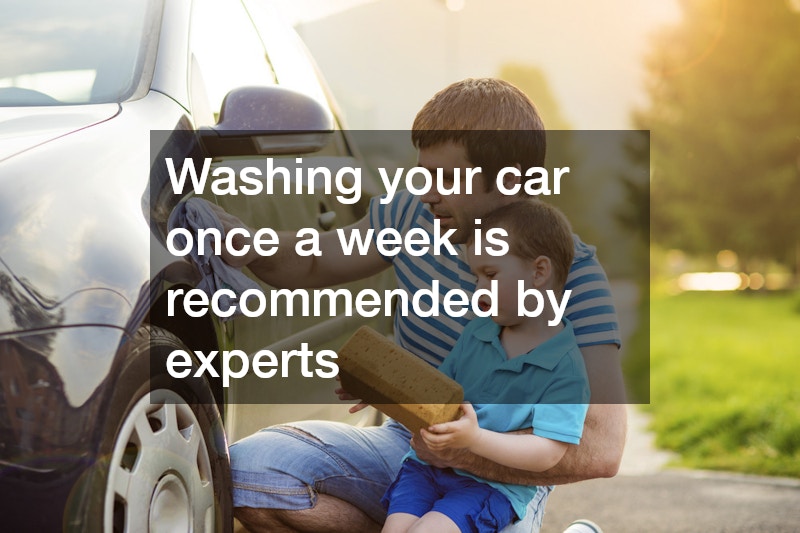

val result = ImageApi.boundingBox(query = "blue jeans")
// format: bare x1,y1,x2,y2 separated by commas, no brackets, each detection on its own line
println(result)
229,419,549,532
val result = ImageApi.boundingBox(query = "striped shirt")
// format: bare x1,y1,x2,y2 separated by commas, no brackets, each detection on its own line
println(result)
369,190,620,367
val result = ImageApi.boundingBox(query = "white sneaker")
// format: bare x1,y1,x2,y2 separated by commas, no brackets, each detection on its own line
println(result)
562,519,603,533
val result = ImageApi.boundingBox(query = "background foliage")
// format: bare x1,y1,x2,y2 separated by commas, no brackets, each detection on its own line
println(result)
638,0,800,270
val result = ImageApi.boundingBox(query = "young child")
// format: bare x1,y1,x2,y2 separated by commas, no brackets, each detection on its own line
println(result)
381,200,591,533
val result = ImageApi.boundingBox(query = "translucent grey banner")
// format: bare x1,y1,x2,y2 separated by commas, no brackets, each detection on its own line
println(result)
149,129,650,405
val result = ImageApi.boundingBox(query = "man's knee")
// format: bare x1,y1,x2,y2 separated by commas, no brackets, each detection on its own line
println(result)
234,497,383,533
229,425,323,484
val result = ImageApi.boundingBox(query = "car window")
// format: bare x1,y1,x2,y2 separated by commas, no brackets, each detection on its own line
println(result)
0,0,158,106
189,0,276,125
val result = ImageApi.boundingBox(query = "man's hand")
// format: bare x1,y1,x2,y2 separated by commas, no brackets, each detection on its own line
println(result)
420,403,480,451
205,200,258,268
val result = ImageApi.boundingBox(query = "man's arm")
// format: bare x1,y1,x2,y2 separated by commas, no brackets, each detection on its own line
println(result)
422,403,570,473
412,343,627,485
211,203,390,288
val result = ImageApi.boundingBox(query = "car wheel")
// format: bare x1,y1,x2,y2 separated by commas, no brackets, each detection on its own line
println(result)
68,326,231,533
105,388,218,532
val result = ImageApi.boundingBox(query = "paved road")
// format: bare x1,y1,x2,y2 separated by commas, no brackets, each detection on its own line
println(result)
540,469,800,533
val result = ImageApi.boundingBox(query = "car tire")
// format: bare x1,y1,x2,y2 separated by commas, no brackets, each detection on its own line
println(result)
66,325,232,533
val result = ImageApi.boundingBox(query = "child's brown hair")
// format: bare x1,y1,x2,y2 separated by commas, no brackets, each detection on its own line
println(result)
477,200,574,291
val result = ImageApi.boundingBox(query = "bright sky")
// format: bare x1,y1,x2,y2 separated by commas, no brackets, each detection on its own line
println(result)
271,0,682,130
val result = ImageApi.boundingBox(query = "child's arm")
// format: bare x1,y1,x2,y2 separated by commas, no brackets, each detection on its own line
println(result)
420,403,569,472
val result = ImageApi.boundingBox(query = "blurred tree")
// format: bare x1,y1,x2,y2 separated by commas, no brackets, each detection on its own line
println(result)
498,63,573,130
498,63,588,238
638,0,800,272
500,63,646,278
616,130,651,249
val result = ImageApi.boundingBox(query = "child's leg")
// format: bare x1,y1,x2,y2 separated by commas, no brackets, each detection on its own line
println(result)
382,461,440,532
406,511,461,533
382,512,424,533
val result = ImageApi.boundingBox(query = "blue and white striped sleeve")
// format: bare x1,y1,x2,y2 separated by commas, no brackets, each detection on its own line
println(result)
564,251,621,348
368,191,418,262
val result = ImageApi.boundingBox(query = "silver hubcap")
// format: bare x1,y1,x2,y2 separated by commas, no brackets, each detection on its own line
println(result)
105,389,215,532
150,474,189,532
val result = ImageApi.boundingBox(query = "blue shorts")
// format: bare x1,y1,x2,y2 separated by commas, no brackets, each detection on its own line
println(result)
229,419,549,532
382,460,517,533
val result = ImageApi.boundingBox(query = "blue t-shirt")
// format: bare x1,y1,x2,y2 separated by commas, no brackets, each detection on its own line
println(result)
406,317,590,519
369,190,620,368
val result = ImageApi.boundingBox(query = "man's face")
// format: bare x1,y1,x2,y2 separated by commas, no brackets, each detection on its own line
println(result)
417,141,511,244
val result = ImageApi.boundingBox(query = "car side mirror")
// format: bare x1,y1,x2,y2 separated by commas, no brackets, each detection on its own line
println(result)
200,86,334,157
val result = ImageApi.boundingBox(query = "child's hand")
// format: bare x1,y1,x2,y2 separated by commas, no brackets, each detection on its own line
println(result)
420,403,481,451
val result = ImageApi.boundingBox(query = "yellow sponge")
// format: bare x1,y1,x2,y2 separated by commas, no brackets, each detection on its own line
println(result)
337,326,463,433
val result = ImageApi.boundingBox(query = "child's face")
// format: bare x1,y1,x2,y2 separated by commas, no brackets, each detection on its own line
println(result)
467,244,537,327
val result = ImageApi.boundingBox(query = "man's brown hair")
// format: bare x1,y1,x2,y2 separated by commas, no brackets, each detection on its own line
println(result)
478,200,574,291
412,78,546,191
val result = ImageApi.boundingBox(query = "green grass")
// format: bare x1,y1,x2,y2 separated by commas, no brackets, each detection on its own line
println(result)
645,290,800,478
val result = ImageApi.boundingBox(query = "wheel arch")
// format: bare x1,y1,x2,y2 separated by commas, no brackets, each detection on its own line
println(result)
145,283,226,411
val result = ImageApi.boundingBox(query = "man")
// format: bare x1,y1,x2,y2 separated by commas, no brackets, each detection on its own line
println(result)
218,78,627,533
